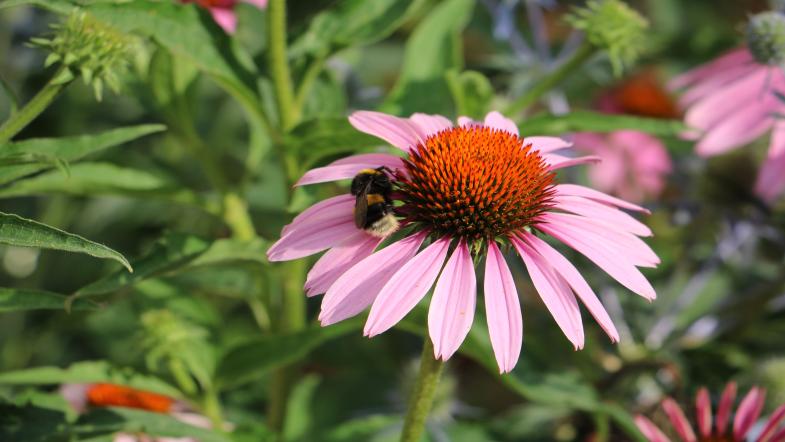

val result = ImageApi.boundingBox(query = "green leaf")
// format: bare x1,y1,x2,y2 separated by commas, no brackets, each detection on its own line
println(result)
445,70,494,119
516,111,686,136
75,233,211,298
286,117,387,169
0,0,75,13
0,287,96,312
0,402,70,442
0,124,165,185
0,360,183,399
290,0,424,57
0,163,173,198
282,375,321,442
74,407,229,442
147,46,199,109
188,238,268,267
0,212,131,272
216,318,363,389
381,0,475,115
323,415,400,442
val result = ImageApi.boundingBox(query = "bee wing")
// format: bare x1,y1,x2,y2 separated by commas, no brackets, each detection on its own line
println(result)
353,182,372,228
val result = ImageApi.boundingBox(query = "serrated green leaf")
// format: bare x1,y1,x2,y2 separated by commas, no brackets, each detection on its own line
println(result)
0,361,183,399
215,318,362,389
381,0,475,115
0,162,173,198
75,233,211,298
516,111,686,137
0,287,96,312
0,212,131,271
0,124,165,185
73,408,229,442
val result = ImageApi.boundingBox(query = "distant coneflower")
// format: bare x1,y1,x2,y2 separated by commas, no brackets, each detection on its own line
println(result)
635,382,785,442
268,110,658,373
180,0,267,33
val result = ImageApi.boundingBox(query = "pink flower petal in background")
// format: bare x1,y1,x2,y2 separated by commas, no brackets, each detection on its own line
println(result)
696,388,712,438
484,242,522,374
635,416,673,442
209,7,237,33
429,240,476,361
662,398,697,442
734,387,766,441
716,382,738,436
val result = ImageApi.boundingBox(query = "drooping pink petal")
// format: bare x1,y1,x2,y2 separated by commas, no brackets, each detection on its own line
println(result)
281,194,354,237
409,113,453,137
209,7,237,33
305,231,382,296
296,153,404,186
734,387,766,441
484,111,519,135
696,100,777,156
716,382,738,436
662,398,697,442
428,240,477,361
678,63,760,107
512,236,584,349
268,199,357,261
757,404,785,442
536,217,657,300
635,415,673,442
543,153,602,170
554,184,650,213
756,122,785,203
520,232,619,342
348,111,425,152
484,242,523,373
364,237,451,337
553,195,652,237
526,136,573,154
685,68,769,132
695,388,713,439
669,48,754,90
319,233,426,326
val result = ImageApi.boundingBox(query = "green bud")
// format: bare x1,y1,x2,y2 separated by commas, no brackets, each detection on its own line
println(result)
29,11,133,100
746,11,785,66
566,0,649,76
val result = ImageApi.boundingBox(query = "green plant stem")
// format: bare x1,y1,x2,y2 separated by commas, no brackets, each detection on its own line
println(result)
202,388,226,432
504,42,595,115
222,192,257,241
400,338,445,442
268,0,297,131
0,68,72,143
294,55,326,112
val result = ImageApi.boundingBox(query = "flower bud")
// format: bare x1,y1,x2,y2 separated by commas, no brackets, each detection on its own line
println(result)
746,11,785,66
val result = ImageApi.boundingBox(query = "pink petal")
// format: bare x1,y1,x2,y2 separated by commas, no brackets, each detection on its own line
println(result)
696,388,713,439
757,404,785,442
543,154,602,170
669,48,753,90
484,241,523,373
268,200,357,261
242,0,268,8
428,240,477,360
662,398,697,442
771,427,785,442
542,212,659,267
457,116,478,127
734,387,766,441
409,113,453,137
305,231,383,296
553,195,652,237
536,216,657,300
349,111,425,152
364,237,451,337
716,382,738,436
484,111,519,135
526,136,573,154
678,63,760,107
554,184,650,213
521,232,619,342
281,194,354,237
696,100,776,156
685,68,769,131
756,123,785,202
635,415,673,442
209,8,237,33
319,232,426,326
512,236,584,350
296,153,404,186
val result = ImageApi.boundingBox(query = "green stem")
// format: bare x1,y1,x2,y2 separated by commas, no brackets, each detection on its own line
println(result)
294,55,326,112
267,0,298,131
202,388,226,432
504,42,595,115
0,68,73,143
223,192,257,240
400,338,445,442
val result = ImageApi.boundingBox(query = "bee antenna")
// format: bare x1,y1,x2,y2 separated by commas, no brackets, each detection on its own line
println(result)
376,165,394,175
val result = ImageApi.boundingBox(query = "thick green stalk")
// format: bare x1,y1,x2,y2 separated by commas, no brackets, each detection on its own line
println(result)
400,339,445,442
202,388,226,432
504,42,595,115
0,68,73,143
267,0,298,131
222,192,257,241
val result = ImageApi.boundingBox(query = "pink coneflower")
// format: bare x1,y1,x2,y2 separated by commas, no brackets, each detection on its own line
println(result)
635,382,785,442
669,12,785,203
181,0,268,33
267,110,658,373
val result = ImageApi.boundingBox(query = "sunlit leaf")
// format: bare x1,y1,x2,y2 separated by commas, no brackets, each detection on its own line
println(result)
73,407,229,442
0,287,96,312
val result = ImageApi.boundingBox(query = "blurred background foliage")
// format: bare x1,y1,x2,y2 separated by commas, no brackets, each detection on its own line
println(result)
0,0,783,441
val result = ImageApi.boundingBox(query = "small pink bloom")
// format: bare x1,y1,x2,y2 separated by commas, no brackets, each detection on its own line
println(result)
180,0,268,33
636,382,785,442
670,46,785,203
573,130,672,203
268,110,659,373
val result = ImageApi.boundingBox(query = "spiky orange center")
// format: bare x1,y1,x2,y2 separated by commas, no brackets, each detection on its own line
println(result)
397,126,555,241
87,383,175,413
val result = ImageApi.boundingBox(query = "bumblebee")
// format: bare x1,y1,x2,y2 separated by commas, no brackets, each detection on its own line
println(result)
350,167,399,237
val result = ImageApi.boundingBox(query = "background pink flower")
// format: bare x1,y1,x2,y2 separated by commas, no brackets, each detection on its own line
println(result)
181,0,268,33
